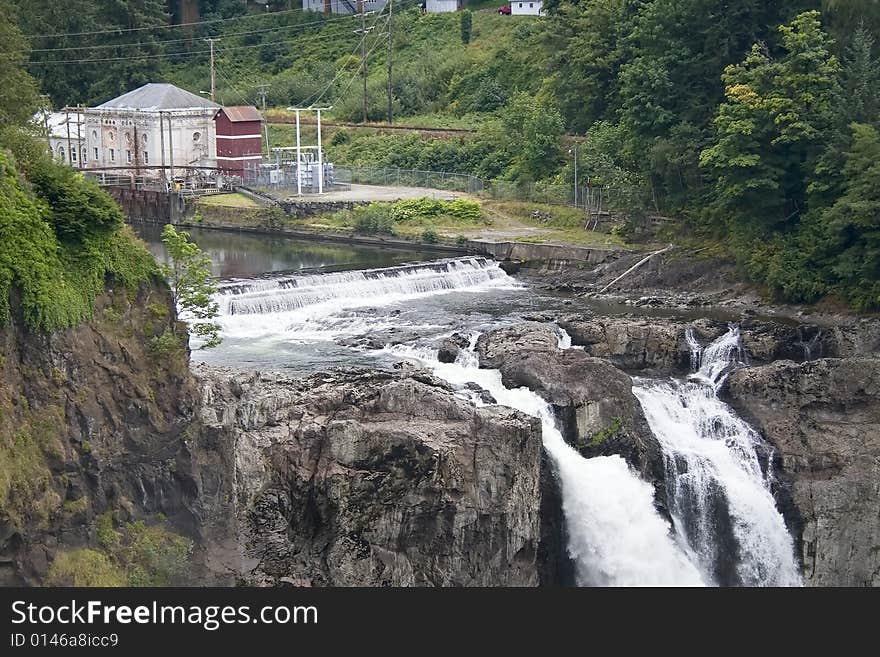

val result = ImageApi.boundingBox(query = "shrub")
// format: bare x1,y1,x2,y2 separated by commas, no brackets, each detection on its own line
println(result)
149,329,183,358
96,513,194,586
446,198,482,221
353,204,395,234
46,549,126,587
422,229,439,244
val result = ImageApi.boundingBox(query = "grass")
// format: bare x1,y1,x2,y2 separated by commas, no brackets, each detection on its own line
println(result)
197,193,261,209
297,196,631,249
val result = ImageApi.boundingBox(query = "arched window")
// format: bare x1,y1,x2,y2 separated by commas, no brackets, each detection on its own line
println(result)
57,146,65,161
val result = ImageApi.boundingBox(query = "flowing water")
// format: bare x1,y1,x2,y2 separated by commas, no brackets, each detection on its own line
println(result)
632,328,802,586
134,224,802,585
384,341,706,587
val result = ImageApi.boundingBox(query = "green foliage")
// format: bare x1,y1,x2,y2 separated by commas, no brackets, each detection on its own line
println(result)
589,417,623,447
0,149,156,331
159,225,221,349
97,514,193,587
48,512,194,587
421,228,439,244
25,154,124,242
149,328,184,359
701,12,840,230
45,549,127,587
461,10,473,45
0,1,40,127
815,123,880,309
353,204,396,235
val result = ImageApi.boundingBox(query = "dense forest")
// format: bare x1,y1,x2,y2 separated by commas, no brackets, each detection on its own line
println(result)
2,0,879,309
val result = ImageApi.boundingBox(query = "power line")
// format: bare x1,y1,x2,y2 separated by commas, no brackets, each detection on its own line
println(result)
23,19,366,65
303,1,402,108
22,13,368,54
332,11,392,111
26,7,314,40
21,1,421,66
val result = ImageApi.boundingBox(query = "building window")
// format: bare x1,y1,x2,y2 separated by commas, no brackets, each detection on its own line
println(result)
81,149,86,163
71,147,77,162
108,131,115,142
57,147,64,161
144,152,148,164
94,147,99,160
126,150,132,163
529,2,533,5
193,132,201,142
110,148,115,162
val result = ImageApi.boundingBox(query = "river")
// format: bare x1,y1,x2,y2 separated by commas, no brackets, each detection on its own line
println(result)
133,222,802,586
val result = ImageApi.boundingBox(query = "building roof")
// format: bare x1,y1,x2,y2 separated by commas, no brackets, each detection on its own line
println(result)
216,105,263,122
36,111,84,139
95,83,220,111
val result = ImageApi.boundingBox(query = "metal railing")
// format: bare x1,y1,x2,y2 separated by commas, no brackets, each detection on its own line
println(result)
337,166,486,194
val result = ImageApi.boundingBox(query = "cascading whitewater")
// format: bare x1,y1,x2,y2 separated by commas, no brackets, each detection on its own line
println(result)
216,258,516,316
211,257,520,341
632,327,802,586
385,340,706,587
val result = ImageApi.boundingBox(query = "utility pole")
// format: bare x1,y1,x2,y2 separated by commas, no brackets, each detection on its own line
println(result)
355,6,374,124
387,0,393,124
204,38,221,102
256,83,269,112
257,83,271,156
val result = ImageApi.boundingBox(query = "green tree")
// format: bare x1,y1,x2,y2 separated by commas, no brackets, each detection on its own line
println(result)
817,123,880,309
809,23,880,207
460,10,472,45
700,11,840,230
13,0,168,107
616,0,816,208
160,224,221,349
0,0,40,127
26,156,124,242
497,93,565,182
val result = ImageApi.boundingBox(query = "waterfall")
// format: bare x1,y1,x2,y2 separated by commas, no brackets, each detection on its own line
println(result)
385,340,706,587
632,327,802,586
212,257,520,341
216,258,517,316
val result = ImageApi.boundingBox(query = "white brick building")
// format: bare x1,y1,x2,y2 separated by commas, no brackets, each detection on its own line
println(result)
81,83,220,178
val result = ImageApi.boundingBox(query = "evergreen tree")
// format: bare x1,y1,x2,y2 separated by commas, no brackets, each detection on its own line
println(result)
700,11,840,230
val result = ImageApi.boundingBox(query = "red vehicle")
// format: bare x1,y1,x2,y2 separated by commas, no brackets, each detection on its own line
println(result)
498,4,511,14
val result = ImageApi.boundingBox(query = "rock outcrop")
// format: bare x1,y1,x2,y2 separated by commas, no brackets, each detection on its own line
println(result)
725,358,880,586
0,283,202,585
557,314,724,375
474,323,667,510
556,313,878,376
195,364,546,586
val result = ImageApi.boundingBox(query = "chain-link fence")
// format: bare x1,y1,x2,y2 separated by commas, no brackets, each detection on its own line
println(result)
337,166,485,194
335,166,641,216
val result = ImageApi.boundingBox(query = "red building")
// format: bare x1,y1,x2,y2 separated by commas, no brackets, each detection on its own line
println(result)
213,105,263,174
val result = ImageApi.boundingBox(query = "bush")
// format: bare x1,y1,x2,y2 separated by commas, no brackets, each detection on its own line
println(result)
26,154,123,243
0,150,156,331
46,549,126,587
446,198,482,221
352,204,395,234
96,513,194,586
422,229,439,244
149,329,183,358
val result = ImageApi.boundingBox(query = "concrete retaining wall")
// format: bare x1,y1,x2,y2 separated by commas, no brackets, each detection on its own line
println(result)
108,188,185,223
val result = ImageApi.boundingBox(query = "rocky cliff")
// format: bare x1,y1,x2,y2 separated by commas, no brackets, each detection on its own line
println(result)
0,282,202,584
195,364,546,586
725,358,880,587
472,323,668,512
